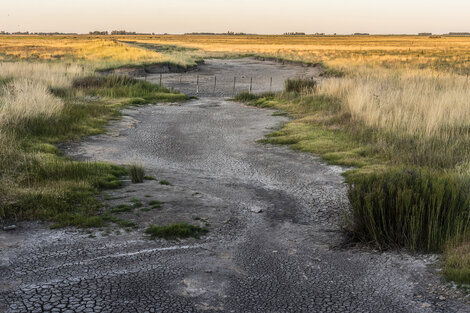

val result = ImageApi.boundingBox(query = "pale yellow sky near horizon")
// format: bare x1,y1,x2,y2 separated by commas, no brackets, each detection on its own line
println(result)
2,0,469,34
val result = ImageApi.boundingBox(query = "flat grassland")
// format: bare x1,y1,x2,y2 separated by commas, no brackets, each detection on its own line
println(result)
2,35,470,282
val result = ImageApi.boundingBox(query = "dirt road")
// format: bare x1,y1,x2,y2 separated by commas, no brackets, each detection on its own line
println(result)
1,59,468,312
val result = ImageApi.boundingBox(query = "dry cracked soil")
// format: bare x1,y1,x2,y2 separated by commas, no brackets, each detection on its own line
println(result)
1,59,470,313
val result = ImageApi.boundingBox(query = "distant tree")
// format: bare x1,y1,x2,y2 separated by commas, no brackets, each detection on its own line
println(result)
89,31,108,35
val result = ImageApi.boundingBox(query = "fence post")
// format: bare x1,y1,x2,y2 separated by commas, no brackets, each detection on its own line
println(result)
196,75,199,96
233,76,236,95
159,73,162,85
213,76,217,94
249,77,253,93
270,77,272,91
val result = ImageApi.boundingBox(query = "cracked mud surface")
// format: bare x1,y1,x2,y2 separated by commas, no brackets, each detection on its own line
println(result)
1,59,469,312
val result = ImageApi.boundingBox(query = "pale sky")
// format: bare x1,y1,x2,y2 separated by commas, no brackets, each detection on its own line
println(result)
1,0,469,34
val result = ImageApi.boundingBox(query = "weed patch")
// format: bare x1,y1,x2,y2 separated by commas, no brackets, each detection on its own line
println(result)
110,204,133,214
129,164,145,183
148,200,162,209
284,78,316,93
145,223,208,240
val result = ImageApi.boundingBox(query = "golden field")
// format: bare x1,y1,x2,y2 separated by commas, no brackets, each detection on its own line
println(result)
3,35,469,149
131,34,470,73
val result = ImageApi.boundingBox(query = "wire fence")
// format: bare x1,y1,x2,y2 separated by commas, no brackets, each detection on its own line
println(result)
144,73,315,97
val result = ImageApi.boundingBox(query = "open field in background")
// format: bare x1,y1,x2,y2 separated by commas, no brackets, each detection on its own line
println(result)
2,35,470,283
0,36,200,69
131,35,470,73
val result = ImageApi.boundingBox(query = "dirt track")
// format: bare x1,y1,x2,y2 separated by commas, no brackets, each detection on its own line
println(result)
1,59,469,313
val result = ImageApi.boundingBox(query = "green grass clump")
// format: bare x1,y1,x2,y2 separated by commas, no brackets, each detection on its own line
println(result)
148,200,162,209
234,92,276,103
444,243,470,285
130,197,143,208
110,204,133,213
284,78,316,93
50,213,106,229
347,168,470,252
145,223,208,240
159,180,171,186
129,164,145,183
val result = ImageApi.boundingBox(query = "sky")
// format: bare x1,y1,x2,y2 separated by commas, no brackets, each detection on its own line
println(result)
1,0,470,35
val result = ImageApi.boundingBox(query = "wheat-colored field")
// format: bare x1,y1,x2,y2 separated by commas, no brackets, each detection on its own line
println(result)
0,36,195,69
131,35,470,72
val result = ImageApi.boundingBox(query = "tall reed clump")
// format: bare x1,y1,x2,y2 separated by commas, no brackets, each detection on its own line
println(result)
129,164,145,183
347,168,470,252
284,78,316,93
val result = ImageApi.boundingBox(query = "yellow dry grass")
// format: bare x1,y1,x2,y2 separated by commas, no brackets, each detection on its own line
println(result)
132,35,470,73
0,36,186,69
0,78,64,127
0,62,86,130
319,68,470,140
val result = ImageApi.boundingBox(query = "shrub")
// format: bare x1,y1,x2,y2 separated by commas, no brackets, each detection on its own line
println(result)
129,164,145,183
284,78,316,93
347,168,470,252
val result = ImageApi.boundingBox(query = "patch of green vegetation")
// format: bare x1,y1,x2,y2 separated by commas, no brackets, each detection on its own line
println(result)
347,168,470,252
129,164,145,183
144,175,156,180
284,78,316,93
145,223,208,240
148,200,162,209
272,111,288,117
50,213,106,229
110,204,133,213
52,75,188,104
159,180,172,186
130,197,143,208
444,244,470,285
101,214,137,228
233,92,276,104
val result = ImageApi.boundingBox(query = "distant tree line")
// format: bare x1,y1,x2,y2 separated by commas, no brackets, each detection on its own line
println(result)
0,31,78,35
89,31,108,35
284,32,306,36
89,30,154,35
184,31,248,36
